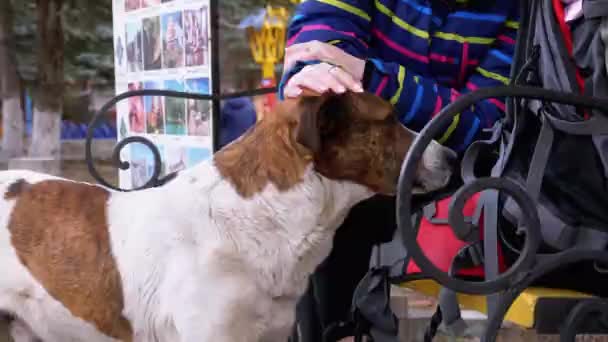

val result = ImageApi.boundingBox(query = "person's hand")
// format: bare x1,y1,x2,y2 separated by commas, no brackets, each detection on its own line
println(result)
283,40,366,98
283,62,364,98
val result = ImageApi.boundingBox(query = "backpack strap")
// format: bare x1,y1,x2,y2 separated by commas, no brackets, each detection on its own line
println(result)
351,266,399,342
424,242,485,341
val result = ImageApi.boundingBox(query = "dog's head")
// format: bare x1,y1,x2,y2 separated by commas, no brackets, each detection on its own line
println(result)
292,90,456,195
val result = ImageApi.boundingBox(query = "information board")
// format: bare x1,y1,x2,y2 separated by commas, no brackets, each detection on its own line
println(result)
113,0,213,189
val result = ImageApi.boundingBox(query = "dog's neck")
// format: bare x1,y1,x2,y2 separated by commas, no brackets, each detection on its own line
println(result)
166,114,373,298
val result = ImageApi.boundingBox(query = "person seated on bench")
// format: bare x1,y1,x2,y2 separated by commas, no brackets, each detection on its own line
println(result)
279,0,520,340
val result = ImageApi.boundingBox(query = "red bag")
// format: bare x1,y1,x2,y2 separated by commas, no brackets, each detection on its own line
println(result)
405,193,507,278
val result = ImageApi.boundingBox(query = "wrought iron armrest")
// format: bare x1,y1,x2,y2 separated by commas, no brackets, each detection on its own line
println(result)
396,85,608,341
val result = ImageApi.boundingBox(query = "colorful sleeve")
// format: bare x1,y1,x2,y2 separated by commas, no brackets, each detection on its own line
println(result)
364,15,519,153
285,0,373,59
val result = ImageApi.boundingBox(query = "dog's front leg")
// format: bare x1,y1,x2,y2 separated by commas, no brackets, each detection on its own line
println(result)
170,264,263,342
172,296,262,342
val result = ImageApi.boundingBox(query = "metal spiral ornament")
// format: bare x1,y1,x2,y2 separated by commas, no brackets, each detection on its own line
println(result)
85,87,277,192
396,85,608,295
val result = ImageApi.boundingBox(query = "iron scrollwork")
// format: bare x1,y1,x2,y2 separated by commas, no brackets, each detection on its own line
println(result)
85,87,277,192
396,85,608,340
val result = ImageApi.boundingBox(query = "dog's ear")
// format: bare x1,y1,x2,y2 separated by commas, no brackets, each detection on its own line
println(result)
295,89,331,153
348,92,395,121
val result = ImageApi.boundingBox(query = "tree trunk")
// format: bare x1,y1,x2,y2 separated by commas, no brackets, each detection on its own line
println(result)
29,0,64,158
0,0,25,158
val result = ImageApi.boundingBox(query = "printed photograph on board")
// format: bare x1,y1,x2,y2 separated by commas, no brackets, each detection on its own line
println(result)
187,147,212,168
125,0,141,12
184,78,210,136
142,16,162,71
130,143,165,189
165,145,188,174
142,0,162,7
161,12,185,69
126,21,143,72
127,82,146,133
184,7,209,67
114,26,127,75
143,80,165,134
164,80,187,135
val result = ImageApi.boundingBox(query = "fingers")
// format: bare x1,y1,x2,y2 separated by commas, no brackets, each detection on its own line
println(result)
330,65,364,93
283,63,364,98
284,40,348,74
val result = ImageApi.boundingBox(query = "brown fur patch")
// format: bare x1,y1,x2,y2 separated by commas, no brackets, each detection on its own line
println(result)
5,179,31,200
214,99,313,198
215,92,416,197
313,94,414,194
6,180,133,341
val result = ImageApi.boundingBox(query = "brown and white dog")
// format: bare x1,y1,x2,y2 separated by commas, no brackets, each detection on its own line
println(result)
0,91,455,342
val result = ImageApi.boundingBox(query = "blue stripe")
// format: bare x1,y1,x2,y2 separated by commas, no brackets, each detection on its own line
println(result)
457,117,480,152
490,49,513,64
291,14,305,25
399,0,432,15
370,58,387,73
451,11,506,22
402,84,424,123
398,0,442,26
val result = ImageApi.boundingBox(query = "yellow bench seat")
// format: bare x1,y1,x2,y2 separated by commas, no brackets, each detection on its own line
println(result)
400,280,594,329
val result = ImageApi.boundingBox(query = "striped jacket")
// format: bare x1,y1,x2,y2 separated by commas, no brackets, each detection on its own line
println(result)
281,0,519,152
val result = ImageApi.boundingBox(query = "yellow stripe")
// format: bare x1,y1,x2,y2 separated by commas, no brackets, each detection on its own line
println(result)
375,0,430,40
390,66,406,105
316,0,371,21
506,20,520,29
477,67,510,85
434,31,495,44
327,39,342,45
438,114,460,144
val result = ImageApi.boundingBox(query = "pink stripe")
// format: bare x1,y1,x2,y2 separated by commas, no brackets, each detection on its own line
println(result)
430,53,456,64
431,95,443,118
372,29,429,64
287,24,368,47
498,34,515,45
450,88,461,102
459,42,469,86
375,76,389,96
489,98,506,112
467,82,506,112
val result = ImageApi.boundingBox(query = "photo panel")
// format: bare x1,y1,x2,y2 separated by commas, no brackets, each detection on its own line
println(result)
184,77,210,136
164,79,187,135
115,0,214,189
126,20,144,73
184,6,209,67
130,142,165,188
125,0,141,12
114,24,127,75
127,82,146,134
161,11,186,69
142,16,162,71
143,80,166,134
